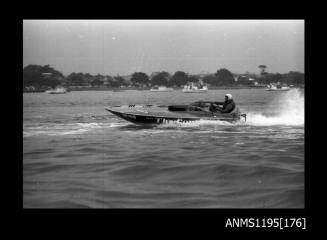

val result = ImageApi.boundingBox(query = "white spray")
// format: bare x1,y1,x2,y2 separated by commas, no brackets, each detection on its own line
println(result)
246,89,304,126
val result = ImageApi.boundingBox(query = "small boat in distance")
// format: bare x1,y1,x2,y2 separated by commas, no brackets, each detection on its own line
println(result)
266,83,290,91
150,86,174,92
182,82,208,93
45,87,67,94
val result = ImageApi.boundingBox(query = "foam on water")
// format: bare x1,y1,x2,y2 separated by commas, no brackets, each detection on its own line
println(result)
246,89,304,126
23,122,127,137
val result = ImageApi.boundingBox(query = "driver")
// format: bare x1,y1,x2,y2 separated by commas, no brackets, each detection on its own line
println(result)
210,94,235,113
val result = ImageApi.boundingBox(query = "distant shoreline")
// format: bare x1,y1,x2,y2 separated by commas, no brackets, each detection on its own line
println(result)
23,85,304,93
69,86,268,91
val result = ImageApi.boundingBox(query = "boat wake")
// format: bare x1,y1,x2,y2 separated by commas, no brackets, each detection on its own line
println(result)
23,122,128,137
246,89,304,126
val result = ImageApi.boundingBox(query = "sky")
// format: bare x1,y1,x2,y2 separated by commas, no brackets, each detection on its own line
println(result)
23,20,304,76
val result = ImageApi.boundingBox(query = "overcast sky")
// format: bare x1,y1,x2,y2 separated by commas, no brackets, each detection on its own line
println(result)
23,20,304,76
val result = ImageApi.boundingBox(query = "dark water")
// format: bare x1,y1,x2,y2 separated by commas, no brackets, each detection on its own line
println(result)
23,89,304,208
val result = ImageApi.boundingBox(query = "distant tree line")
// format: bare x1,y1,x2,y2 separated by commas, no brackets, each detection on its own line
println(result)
23,64,305,90
23,65,65,89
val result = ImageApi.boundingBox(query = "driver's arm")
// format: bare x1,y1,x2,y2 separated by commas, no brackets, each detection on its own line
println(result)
212,102,224,108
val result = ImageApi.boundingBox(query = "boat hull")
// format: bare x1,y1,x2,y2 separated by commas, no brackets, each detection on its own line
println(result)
105,105,243,125
45,87,67,94
182,85,208,93
150,87,174,92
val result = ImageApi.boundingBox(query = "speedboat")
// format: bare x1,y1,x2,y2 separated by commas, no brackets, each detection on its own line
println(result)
150,86,174,92
45,87,67,94
105,101,246,125
266,83,290,91
182,84,208,93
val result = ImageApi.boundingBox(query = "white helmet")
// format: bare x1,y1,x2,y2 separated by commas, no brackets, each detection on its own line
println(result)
225,94,233,100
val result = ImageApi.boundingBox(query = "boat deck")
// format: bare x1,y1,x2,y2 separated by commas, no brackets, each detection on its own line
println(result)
106,105,239,120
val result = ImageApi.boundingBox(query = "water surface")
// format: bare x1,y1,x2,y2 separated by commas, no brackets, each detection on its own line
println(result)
23,89,304,208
